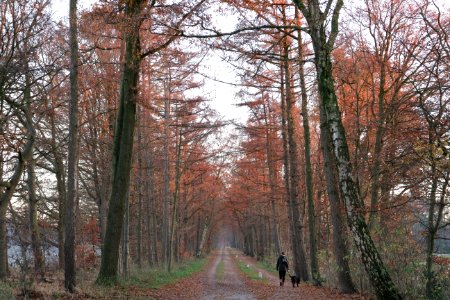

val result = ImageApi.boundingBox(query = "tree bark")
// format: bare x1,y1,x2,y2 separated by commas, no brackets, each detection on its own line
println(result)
28,159,45,279
320,109,356,293
368,57,387,229
97,0,143,284
49,98,66,270
65,0,79,292
424,129,448,298
162,84,170,264
168,125,182,272
137,112,143,269
120,192,130,277
296,17,320,284
145,153,157,265
24,48,45,279
280,30,309,280
262,99,281,256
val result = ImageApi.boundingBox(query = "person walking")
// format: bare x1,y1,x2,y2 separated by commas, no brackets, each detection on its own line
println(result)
276,251,289,286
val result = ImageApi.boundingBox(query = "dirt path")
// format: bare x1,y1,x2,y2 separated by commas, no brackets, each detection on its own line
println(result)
234,250,366,300
201,248,256,300
111,248,366,299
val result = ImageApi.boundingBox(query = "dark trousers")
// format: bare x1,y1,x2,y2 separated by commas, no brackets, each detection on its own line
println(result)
279,270,286,282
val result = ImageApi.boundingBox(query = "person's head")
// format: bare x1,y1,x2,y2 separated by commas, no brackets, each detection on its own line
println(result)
281,252,285,256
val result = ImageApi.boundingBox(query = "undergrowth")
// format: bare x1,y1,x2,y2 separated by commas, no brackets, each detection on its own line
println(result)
236,260,267,282
0,282,13,300
121,258,206,289
256,260,278,276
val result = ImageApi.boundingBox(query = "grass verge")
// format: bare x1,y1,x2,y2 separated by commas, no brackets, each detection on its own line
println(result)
0,282,14,300
216,260,225,281
121,258,206,289
236,260,267,283
256,260,278,276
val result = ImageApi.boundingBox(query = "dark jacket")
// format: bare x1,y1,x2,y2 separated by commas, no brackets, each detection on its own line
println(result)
276,254,288,272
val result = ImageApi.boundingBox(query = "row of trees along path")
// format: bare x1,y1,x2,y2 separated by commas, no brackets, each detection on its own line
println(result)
0,0,449,299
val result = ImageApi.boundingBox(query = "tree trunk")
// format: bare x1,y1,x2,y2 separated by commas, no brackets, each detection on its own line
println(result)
49,99,66,270
65,0,79,292
198,217,210,256
28,159,45,279
120,192,130,277
97,0,143,284
320,109,356,293
145,153,157,265
168,126,182,272
368,60,387,229
0,116,35,279
136,109,142,268
162,85,170,264
282,37,309,282
292,1,402,298
425,170,438,299
23,46,45,279
424,131,448,298
0,198,8,280
262,98,281,256
296,18,320,284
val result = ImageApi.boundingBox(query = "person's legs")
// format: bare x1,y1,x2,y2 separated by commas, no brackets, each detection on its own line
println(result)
279,270,286,286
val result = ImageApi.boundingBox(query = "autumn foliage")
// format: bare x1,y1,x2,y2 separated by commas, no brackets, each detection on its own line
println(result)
0,0,449,299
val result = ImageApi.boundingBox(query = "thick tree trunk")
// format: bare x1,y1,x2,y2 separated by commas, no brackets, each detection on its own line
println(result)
65,0,79,292
97,0,143,284
297,21,320,285
320,109,356,293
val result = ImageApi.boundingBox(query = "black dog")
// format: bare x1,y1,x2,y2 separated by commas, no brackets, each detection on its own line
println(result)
288,272,300,287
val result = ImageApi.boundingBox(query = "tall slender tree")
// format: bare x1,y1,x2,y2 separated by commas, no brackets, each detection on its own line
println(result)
65,0,79,292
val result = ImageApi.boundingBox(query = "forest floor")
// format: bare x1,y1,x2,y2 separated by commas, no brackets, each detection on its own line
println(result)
8,248,369,299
